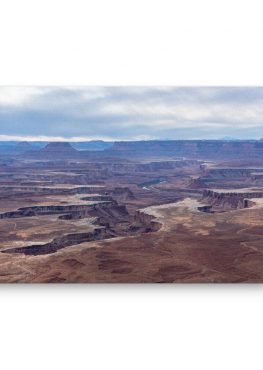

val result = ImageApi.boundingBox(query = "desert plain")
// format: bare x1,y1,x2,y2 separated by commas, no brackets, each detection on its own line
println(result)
0,139,263,282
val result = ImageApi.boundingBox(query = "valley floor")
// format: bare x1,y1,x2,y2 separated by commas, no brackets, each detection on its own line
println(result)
1,151,263,282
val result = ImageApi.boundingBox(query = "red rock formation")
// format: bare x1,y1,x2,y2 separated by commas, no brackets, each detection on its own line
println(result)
135,210,162,231
201,189,263,212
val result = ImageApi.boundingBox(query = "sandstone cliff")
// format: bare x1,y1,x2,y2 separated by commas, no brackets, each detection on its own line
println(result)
200,189,263,212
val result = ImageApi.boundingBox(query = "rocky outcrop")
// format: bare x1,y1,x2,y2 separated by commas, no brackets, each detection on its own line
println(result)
0,199,128,221
0,185,105,199
202,168,253,179
25,142,80,159
197,205,213,213
200,189,263,212
108,187,135,201
134,210,162,232
3,227,113,256
193,166,263,189
1,198,161,256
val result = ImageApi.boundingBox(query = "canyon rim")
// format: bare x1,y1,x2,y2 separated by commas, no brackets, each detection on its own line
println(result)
1,86,263,282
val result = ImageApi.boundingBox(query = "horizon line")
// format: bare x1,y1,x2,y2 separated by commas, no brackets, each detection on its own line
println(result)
0,135,262,143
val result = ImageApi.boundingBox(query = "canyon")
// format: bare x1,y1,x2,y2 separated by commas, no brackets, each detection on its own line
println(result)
1,139,263,282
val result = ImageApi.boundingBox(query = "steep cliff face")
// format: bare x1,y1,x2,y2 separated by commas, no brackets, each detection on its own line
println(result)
1,200,162,256
0,185,106,198
35,142,79,160
134,210,162,232
203,168,253,179
192,167,263,189
41,142,77,154
0,199,128,221
200,189,263,212
3,227,113,256
109,187,135,201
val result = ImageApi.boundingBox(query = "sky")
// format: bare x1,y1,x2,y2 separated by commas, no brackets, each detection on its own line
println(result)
0,86,263,141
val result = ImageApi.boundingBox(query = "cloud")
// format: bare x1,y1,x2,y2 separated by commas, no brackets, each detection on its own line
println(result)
0,134,116,142
0,87,46,106
0,87,263,140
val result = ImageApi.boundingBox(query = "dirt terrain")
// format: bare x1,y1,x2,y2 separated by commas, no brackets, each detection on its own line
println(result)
1,140,263,283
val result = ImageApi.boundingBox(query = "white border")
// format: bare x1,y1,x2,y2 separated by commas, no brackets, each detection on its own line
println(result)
1,0,263,85
1,1,263,369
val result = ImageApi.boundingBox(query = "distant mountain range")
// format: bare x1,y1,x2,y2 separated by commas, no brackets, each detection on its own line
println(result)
0,140,113,153
2,139,263,160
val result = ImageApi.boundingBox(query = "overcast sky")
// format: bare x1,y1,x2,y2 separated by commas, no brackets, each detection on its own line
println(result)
0,86,263,141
